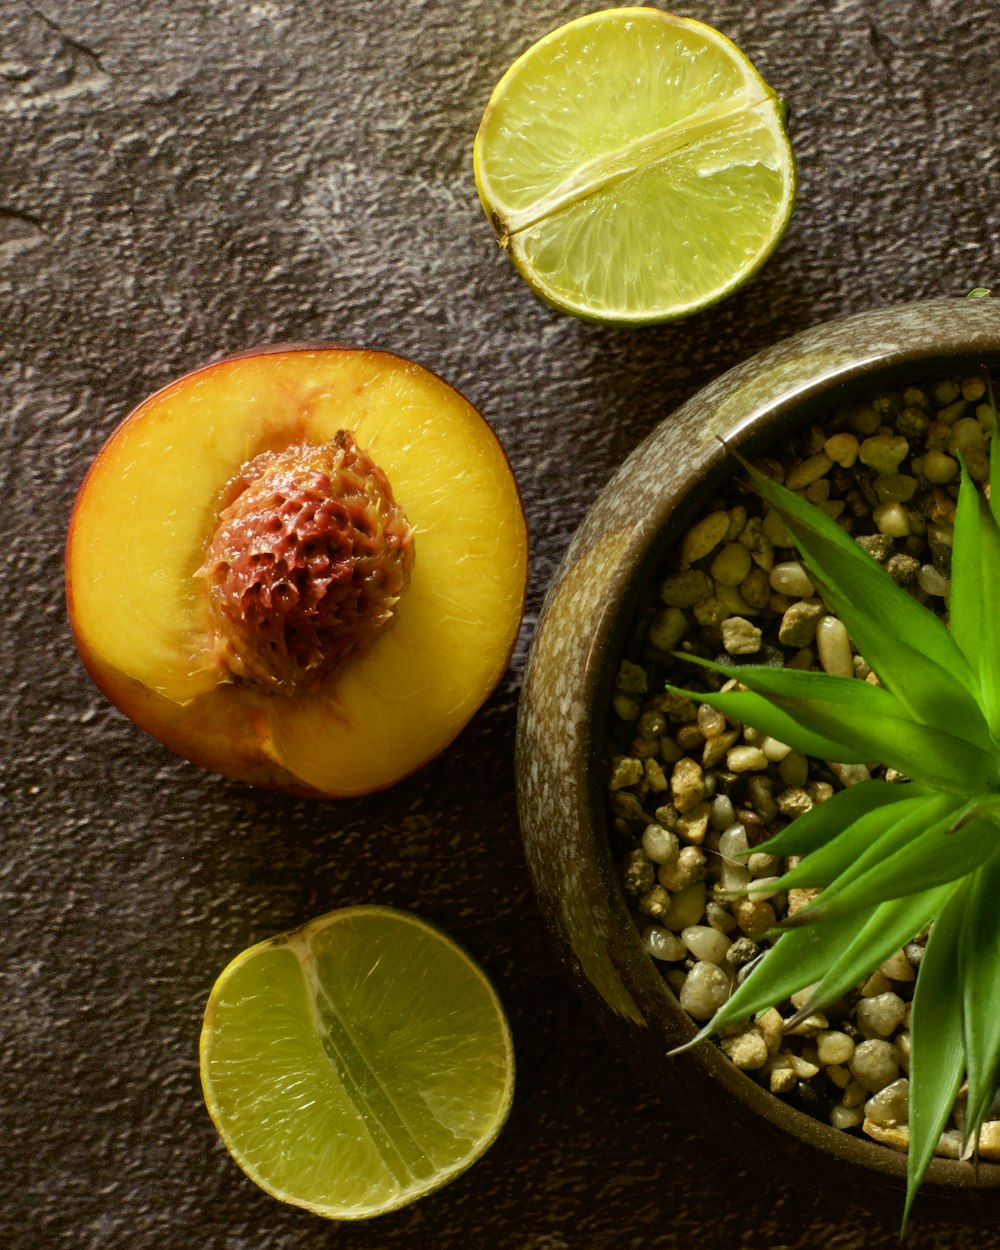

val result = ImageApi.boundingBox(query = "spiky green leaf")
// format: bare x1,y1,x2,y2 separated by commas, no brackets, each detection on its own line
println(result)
949,459,984,676
671,656,997,793
738,456,986,728
787,883,954,1026
959,850,1000,1138
775,791,954,893
788,806,996,926
904,880,969,1232
756,777,924,858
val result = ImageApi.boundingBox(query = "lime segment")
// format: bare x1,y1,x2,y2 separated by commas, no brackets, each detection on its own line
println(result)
474,8,796,323
200,906,514,1219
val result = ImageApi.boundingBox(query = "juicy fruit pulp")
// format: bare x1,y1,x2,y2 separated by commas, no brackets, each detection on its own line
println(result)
66,347,528,797
200,906,515,1220
474,7,796,324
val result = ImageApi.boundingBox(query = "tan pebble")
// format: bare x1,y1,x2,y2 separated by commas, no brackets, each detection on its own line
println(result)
787,1013,828,1037
678,960,731,1018
785,452,833,489
778,598,824,647
638,885,671,919
857,991,906,1038
816,615,854,676
842,1079,869,1109
880,949,915,983
702,729,739,768
727,745,769,772
826,1064,852,1090
824,431,859,466
661,880,708,932
827,761,871,787
692,596,729,628
864,1077,909,1126
770,560,815,597
676,724,705,752
949,415,986,455
726,505,748,541
643,757,670,793
873,472,917,503
660,569,713,607
787,887,821,916
658,845,706,890
804,478,831,504
934,1129,964,1159
762,507,794,548
670,757,705,814
779,751,810,787
721,1028,769,1070
761,736,792,762
697,703,727,738
714,583,754,615
850,1038,899,1092
861,969,891,997
747,851,780,876
862,1119,909,1153
806,781,834,805
675,801,710,846
859,433,909,474
711,541,753,586
769,1064,798,1095
682,511,730,565
733,896,776,938
776,786,812,818
647,606,687,651
721,616,762,655
975,1122,1000,1161
755,1007,785,1055
739,565,771,608
817,1030,855,1066
745,775,777,821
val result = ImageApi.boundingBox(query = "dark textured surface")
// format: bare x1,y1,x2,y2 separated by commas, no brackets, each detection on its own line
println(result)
2,2,999,1248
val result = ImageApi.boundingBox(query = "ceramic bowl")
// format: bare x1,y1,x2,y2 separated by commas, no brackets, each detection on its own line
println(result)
516,296,1000,1209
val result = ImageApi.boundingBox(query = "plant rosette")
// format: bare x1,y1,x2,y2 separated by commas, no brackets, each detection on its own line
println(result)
515,296,1000,1218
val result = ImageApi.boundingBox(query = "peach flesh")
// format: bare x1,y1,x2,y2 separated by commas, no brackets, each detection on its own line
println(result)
66,346,528,798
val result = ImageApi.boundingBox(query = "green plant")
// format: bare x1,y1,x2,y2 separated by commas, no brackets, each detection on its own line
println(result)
668,395,1000,1226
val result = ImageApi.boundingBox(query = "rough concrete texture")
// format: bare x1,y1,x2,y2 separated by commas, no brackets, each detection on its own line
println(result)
2,1,999,1247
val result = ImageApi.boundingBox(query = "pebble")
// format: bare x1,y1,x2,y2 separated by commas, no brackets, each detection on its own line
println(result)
778,599,824,646
721,1028,769,1070
681,924,732,964
785,452,833,488
815,615,853,676
660,880,708,931
647,606,687,650
641,823,679,865
824,431,859,466
721,616,762,655
682,511,730,565
726,745,769,773
641,925,686,962
678,960,731,1019
921,449,959,483
660,569,713,607
918,563,950,597
670,757,705,813
856,992,907,1038
711,541,753,586
816,1029,855,1066
770,560,815,597
873,501,911,537
657,846,706,891
831,1105,864,1131
859,433,909,473
864,1077,909,1126
849,1039,900,1092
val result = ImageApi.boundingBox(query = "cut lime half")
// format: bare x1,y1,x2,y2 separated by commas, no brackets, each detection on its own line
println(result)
474,7,796,324
200,906,514,1220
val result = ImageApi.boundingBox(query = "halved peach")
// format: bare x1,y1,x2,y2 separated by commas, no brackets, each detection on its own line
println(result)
66,346,528,797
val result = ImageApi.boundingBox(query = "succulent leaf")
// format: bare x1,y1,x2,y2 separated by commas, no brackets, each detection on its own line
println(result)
904,880,970,1231
773,791,953,894
783,802,991,927
671,656,996,792
786,882,956,1026
959,851,1000,1139
737,455,987,726
753,777,924,857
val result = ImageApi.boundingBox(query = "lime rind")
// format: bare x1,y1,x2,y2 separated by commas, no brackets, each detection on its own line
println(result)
474,7,796,324
200,905,515,1220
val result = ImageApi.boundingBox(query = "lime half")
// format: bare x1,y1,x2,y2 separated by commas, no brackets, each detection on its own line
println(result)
200,906,514,1219
474,7,796,324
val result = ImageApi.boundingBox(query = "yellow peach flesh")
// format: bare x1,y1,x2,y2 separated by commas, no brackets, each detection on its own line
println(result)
66,348,528,796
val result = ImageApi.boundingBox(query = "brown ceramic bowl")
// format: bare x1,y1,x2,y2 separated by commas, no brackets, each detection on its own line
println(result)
516,296,1000,1213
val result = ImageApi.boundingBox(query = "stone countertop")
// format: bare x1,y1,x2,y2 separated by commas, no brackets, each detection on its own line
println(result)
3,2,999,1247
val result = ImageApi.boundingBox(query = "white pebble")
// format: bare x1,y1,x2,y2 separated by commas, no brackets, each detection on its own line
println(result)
678,960,731,1019
831,1105,865,1131
641,925,686,962
718,823,751,893
761,736,792,762
746,875,782,902
727,745,769,773
873,501,910,537
770,560,815,597
642,823,680,865
816,616,854,677
710,794,735,831
681,924,732,964
918,564,950,598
